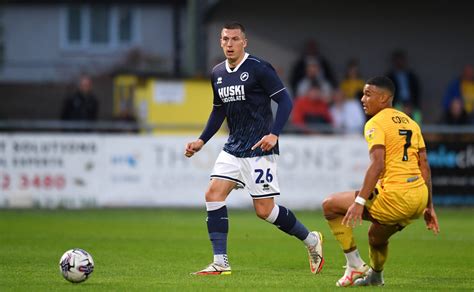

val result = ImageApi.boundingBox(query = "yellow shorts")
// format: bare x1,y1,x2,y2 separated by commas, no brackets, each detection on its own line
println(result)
365,184,428,227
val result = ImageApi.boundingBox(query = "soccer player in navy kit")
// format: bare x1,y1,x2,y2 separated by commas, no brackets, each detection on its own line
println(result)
185,22,324,275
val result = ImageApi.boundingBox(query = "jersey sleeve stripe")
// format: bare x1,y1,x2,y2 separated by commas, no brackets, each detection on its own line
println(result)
213,104,223,107
247,57,261,63
269,87,286,97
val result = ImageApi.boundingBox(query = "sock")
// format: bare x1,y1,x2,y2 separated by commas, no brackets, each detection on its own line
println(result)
213,254,229,267
370,269,384,282
303,232,318,247
206,202,229,266
369,243,388,272
265,205,310,241
344,249,365,268
327,216,356,252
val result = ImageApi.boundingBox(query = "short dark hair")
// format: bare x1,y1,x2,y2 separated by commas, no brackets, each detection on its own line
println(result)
366,76,395,97
223,22,245,33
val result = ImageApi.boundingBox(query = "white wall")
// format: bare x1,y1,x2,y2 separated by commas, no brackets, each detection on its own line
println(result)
2,5,62,81
138,5,176,74
0,4,180,82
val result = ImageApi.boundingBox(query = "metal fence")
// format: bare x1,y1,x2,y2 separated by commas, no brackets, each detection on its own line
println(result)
1,120,474,135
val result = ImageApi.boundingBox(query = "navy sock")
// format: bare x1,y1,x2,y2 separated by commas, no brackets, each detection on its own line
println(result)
273,205,310,241
207,206,228,255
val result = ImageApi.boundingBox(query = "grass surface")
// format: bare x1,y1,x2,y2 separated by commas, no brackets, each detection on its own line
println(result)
0,208,473,291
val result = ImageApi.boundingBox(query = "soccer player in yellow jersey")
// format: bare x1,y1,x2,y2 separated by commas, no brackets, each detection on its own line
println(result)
322,76,440,287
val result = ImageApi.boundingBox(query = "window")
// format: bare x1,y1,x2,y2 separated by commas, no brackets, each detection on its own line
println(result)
61,5,139,49
67,7,82,43
118,7,132,43
90,6,110,44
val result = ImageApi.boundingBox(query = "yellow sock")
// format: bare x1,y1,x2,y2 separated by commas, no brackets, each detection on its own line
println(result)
369,243,388,272
327,216,356,252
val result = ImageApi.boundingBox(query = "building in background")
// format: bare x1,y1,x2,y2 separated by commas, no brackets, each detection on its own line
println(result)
0,0,473,124
0,0,217,121
0,0,190,82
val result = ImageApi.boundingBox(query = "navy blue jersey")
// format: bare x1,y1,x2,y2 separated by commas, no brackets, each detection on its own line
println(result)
211,53,287,158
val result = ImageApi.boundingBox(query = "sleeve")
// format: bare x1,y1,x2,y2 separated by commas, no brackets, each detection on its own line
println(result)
364,120,385,150
256,62,287,99
211,75,223,106
270,89,293,136
199,76,226,143
417,125,426,149
198,105,226,144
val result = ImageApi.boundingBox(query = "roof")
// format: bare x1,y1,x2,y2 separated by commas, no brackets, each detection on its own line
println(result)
6,0,186,4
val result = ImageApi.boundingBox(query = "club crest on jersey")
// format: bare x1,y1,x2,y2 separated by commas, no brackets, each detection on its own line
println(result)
218,85,246,102
240,72,249,81
217,77,222,84
366,128,375,141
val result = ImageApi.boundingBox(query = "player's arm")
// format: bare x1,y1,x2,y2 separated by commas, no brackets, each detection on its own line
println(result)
419,148,440,234
185,76,226,158
185,104,226,158
253,89,293,151
252,63,293,152
342,145,385,227
270,89,293,136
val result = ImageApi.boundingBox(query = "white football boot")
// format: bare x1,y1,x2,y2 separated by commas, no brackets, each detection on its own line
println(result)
192,263,231,275
336,263,370,287
353,268,385,286
307,231,324,274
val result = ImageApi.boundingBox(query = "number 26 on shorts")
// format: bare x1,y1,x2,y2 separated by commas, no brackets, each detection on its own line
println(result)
254,168,273,184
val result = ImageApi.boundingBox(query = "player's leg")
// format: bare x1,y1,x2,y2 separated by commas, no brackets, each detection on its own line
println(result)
322,191,369,286
253,197,315,243
354,222,399,286
193,151,244,275
193,178,235,275
243,154,323,274
253,197,324,274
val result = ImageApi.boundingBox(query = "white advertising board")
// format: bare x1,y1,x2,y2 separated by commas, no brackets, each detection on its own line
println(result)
0,134,104,208
0,134,369,209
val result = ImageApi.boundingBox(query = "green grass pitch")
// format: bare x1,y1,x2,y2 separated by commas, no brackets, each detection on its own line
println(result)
0,208,473,291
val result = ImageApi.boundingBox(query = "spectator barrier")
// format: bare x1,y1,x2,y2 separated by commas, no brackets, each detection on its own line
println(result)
1,123,473,208
0,134,368,209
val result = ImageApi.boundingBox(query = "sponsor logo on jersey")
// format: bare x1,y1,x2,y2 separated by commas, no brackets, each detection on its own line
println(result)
240,72,249,81
217,85,246,103
217,77,222,84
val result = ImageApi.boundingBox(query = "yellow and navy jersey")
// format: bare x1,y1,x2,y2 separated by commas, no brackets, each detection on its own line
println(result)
364,108,425,189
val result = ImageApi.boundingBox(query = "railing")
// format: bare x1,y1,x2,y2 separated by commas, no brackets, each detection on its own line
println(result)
1,120,474,134
0,120,200,133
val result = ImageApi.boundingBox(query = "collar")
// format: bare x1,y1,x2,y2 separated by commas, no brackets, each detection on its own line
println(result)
225,53,249,73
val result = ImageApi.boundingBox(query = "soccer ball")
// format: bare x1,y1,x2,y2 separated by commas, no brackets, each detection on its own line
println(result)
59,248,94,283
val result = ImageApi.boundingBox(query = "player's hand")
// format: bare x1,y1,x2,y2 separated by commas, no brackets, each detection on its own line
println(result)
423,207,440,235
251,134,278,152
184,139,204,158
342,202,364,228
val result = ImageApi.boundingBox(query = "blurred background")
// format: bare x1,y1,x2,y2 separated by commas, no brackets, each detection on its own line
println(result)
0,0,473,209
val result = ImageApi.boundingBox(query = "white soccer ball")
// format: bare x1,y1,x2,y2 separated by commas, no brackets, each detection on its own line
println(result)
59,248,94,283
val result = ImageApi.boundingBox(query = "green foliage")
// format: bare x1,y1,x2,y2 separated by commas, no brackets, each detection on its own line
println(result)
0,208,472,291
